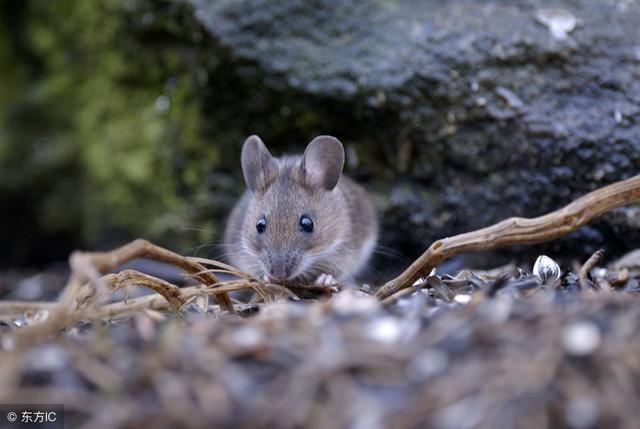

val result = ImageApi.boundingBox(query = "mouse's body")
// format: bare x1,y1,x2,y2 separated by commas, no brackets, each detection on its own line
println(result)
224,135,377,285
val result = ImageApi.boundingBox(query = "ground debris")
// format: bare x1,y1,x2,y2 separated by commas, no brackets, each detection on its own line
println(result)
1,251,640,428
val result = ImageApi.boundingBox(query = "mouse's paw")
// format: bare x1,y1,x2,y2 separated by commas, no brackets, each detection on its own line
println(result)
315,273,338,286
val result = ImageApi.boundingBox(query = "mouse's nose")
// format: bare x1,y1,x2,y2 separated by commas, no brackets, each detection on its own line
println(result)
268,261,290,282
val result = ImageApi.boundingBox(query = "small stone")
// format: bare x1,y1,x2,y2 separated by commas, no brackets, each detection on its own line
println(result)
367,317,402,344
563,321,601,356
1,336,14,351
474,97,487,107
16,275,44,300
332,290,381,316
614,110,622,124
407,349,449,380
453,294,471,305
535,9,577,40
565,396,599,428
27,345,67,371
232,325,263,348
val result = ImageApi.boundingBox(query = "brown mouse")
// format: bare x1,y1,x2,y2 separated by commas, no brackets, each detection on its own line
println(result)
224,135,378,286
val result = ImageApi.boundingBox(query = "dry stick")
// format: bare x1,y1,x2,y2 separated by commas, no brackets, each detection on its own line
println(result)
97,290,193,319
73,239,234,312
0,278,329,320
0,250,266,398
381,286,418,306
578,249,605,290
188,256,252,280
92,277,266,318
0,275,260,398
376,174,640,300
93,283,237,320
0,301,56,314
104,270,187,311
0,254,96,400
606,268,629,288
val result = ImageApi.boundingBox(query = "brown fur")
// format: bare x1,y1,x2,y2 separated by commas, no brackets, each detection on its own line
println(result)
224,137,378,283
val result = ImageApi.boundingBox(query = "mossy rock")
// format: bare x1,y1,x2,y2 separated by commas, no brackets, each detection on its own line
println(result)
2,0,640,276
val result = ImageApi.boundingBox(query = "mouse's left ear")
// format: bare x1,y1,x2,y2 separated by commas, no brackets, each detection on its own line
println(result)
242,135,278,191
301,136,345,190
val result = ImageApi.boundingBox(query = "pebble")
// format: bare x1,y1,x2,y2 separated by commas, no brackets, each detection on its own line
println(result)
535,9,577,40
367,317,402,344
562,321,601,356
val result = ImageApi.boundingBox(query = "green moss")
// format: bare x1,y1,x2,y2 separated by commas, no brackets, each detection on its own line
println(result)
0,0,228,264
0,0,397,266
28,0,184,246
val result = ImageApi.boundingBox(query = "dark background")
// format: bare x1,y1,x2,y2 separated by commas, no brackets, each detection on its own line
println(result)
1,0,639,281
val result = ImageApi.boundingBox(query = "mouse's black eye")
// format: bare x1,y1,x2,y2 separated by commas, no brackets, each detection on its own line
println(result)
299,215,314,233
256,216,267,233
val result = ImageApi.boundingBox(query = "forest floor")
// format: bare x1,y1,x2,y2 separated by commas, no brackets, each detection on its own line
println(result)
1,245,640,429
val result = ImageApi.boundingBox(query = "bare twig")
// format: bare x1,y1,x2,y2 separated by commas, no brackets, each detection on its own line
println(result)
381,286,419,306
0,254,94,399
73,239,234,312
0,277,336,323
0,301,56,315
104,270,187,311
578,249,605,290
606,268,629,288
188,256,253,280
376,174,640,300
94,283,256,319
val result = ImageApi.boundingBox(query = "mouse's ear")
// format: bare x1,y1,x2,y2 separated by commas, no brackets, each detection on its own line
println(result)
241,135,278,191
301,136,345,190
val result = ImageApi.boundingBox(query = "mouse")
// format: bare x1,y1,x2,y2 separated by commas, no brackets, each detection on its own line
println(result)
224,135,378,286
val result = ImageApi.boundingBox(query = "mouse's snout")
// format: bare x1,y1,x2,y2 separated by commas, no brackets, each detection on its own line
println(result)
265,250,301,282
268,261,290,282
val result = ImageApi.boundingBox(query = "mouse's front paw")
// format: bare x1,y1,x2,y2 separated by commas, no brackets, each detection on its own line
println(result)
315,273,339,286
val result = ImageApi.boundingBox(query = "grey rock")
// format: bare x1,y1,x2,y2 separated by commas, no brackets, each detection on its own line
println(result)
192,0,640,272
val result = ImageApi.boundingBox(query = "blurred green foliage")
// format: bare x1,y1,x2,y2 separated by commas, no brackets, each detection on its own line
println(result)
4,0,636,272
0,0,393,268
0,0,240,266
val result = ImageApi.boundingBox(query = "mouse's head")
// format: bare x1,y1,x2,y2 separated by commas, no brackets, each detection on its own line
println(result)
238,135,348,283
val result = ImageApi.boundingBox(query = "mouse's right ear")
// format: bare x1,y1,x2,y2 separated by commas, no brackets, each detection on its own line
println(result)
301,136,345,191
241,135,278,191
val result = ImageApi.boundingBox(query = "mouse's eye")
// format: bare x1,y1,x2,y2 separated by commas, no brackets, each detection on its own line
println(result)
256,216,267,234
299,215,314,233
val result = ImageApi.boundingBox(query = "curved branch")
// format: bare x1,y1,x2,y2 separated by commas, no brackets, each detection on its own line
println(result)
376,174,640,300
71,239,234,312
